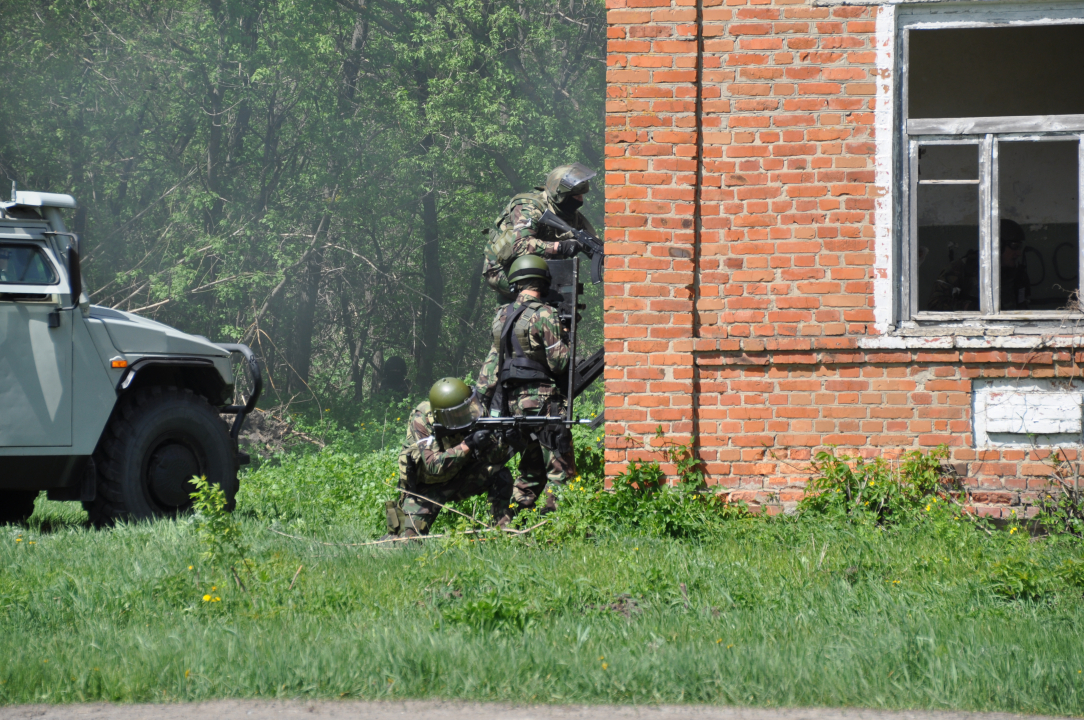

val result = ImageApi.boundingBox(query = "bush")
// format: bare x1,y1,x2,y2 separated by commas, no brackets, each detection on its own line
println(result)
534,432,747,541
798,445,951,523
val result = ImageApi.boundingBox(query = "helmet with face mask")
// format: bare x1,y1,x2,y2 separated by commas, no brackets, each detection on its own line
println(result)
428,377,482,432
544,163,595,215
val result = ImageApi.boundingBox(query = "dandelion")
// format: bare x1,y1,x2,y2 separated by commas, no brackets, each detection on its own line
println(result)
1010,527,1017,534
599,655,605,660
869,481,875,486
15,538,22,542
203,594,212,602
185,670,190,679
716,638,722,644
727,645,733,649
188,565,193,571
28,541,35,545
602,663,608,670
925,505,931,512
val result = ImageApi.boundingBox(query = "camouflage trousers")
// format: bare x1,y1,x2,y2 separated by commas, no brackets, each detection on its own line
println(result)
387,462,514,536
508,392,577,512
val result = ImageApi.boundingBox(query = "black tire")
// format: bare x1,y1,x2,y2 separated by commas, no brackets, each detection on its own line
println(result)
0,491,37,525
84,386,237,526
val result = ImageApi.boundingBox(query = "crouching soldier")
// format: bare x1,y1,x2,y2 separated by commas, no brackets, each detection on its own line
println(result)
477,256,576,513
381,378,514,540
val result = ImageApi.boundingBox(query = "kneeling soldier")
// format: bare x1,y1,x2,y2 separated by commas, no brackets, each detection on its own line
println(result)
382,378,514,540
477,256,576,513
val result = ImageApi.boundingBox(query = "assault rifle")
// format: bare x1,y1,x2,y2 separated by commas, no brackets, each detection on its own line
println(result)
432,415,592,445
538,210,604,285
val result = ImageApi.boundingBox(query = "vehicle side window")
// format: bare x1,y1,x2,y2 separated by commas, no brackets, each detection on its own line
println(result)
0,243,59,286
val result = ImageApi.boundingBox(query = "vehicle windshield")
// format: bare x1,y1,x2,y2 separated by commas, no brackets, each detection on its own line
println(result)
0,243,58,285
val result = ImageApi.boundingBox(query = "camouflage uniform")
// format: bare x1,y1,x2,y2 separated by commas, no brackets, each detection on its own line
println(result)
482,191,597,301
477,291,574,511
386,400,514,536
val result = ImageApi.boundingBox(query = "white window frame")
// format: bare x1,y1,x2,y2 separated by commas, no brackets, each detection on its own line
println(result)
897,3,1084,326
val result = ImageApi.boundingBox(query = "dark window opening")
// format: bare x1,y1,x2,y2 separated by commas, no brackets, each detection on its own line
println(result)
909,25,1084,119
917,144,980,312
998,140,1079,311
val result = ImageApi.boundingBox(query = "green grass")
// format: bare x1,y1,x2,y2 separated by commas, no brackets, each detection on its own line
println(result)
3,492,1084,713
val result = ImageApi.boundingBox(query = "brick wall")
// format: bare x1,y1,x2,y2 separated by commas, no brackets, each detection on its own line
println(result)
603,0,1070,516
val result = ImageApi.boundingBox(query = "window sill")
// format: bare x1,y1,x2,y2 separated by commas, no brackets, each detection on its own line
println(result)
862,324,1084,350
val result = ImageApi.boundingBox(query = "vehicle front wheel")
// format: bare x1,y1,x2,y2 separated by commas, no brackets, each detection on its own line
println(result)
0,491,37,525
84,387,237,526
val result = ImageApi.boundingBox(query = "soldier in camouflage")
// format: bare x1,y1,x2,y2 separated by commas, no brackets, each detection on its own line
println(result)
381,378,514,540
477,256,575,513
482,163,598,301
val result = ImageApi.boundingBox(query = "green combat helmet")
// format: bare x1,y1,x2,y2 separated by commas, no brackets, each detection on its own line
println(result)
508,255,551,286
429,377,481,431
544,163,596,207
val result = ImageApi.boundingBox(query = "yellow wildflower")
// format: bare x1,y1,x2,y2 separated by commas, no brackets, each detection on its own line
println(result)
203,594,212,602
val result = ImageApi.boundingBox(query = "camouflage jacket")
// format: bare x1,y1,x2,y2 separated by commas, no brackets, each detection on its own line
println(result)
398,400,508,485
482,191,596,299
476,292,570,410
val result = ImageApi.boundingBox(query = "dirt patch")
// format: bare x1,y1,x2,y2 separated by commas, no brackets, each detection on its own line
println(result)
0,700,1070,720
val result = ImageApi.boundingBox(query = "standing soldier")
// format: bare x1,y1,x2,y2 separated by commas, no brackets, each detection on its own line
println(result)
381,378,514,540
477,256,575,513
482,163,597,301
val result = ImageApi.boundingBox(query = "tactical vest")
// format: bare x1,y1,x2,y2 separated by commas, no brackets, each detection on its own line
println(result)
492,300,556,414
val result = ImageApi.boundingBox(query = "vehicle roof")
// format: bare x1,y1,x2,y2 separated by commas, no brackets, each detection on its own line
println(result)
0,190,77,210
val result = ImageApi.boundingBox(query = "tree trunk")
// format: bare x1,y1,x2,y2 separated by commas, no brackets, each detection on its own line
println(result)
288,246,322,397
451,257,485,375
415,179,443,389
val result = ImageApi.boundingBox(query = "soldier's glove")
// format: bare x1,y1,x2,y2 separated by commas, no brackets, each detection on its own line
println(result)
554,240,580,258
463,429,495,452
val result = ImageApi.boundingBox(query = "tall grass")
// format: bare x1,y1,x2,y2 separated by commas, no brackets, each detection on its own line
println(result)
2,422,1083,712
2,501,1084,712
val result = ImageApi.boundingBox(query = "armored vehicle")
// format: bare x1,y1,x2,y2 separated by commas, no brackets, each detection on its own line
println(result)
0,189,261,525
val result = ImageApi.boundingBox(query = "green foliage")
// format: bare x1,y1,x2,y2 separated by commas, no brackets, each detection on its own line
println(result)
238,447,398,530
798,445,951,523
441,591,535,634
0,0,606,414
4,504,1084,713
989,555,1058,602
190,475,251,576
1035,449,1084,538
535,429,747,542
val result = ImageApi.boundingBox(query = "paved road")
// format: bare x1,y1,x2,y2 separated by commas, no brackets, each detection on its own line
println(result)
0,701,1071,720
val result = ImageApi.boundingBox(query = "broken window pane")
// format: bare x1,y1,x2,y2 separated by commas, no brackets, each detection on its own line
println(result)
998,139,1080,311
917,144,981,312
909,25,1084,119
